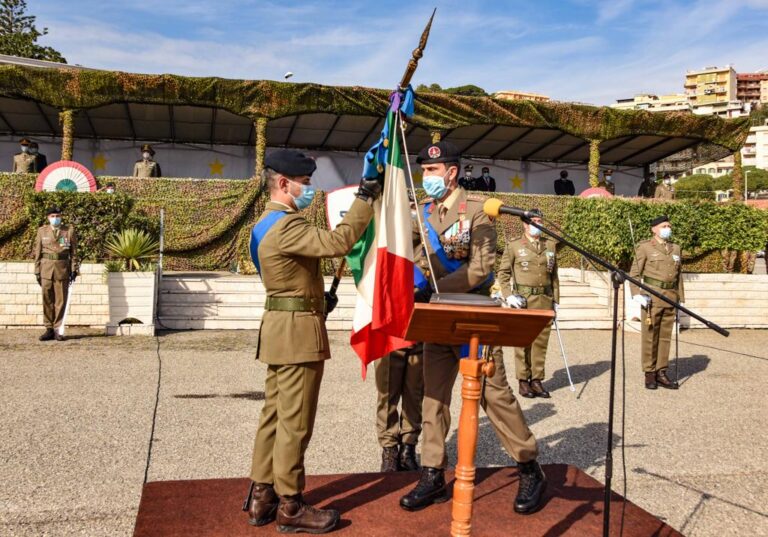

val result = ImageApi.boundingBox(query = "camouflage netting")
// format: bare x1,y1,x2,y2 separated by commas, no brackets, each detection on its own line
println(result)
0,64,751,151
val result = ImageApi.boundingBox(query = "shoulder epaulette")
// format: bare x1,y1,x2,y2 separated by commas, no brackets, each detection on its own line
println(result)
466,193,487,203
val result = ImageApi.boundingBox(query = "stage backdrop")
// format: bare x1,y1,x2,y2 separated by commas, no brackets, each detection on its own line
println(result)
0,136,646,195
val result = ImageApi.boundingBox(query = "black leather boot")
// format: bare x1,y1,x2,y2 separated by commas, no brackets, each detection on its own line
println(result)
398,443,420,472
39,328,54,341
518,379,535,398
530,379,551,398
247,483,278,527
399,467,449,511
514,460,547,514
381,446,400,472
656,369,679,390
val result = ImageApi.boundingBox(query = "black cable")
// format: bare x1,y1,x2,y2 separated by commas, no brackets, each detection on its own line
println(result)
619,318,628,536
143,334,162,484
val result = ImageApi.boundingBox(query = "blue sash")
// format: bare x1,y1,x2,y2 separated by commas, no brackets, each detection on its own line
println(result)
250,211,287,274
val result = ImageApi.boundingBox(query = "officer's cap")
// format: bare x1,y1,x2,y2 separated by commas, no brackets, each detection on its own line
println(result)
416,141,461,165
46,206,62,215
19,138,31,146
140,144,155,155
650,214,669,227
265,149,317,177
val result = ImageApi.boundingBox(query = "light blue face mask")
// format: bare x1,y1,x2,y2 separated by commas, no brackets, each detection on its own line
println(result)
49,217,62,227
528,224,542,238
422,174,448,199
659,227,672,240
289,180,316,210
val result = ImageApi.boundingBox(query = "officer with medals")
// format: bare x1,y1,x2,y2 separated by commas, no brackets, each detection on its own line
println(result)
33,206,78,341
399,141,546,515
629,215,683,390
244,149,380,533
12,138,37,173
497,211,560,398
133,144,162,177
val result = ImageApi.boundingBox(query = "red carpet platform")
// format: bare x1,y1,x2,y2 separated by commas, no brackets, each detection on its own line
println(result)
133,464,681,536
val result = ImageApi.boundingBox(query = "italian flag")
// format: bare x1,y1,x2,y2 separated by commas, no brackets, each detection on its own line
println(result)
348,110,415,377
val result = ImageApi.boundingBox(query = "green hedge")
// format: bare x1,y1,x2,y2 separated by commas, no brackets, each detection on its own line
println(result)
2,173,766,273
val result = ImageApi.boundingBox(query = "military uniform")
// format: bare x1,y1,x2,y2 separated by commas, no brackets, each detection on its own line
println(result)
654,183,674,200
133,159,162,177
413,186,538,468
249,196,373,494
597,179,616,195
13,152,37,173
33,222,78,331
497,235,559,383
629,236,684,376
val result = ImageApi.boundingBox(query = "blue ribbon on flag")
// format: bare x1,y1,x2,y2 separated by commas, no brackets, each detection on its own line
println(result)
362,85,415,180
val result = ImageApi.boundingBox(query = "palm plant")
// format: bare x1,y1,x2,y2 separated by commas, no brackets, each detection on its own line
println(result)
105,228,159,271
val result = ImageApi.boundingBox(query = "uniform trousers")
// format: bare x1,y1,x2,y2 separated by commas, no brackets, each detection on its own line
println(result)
641,303,675,372
41,278,69,329
374,346,424,448
514,293,553,381
250,361,324,496
420,343,538,469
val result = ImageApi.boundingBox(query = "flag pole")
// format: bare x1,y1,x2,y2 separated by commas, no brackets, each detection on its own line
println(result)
327,8,437,301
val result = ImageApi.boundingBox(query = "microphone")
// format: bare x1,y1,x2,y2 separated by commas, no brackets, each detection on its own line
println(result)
483,198,540,219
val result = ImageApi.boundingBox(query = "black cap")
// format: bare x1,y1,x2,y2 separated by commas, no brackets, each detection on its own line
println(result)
265,149,317,177
46,206,62,215
416,141,461,165
140,144,155,155
650,214,669,227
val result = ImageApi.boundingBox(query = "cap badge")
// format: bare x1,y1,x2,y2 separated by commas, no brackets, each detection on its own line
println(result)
428,145,441,159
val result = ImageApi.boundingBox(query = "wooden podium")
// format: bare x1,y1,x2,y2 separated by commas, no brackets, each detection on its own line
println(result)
405,299,554,537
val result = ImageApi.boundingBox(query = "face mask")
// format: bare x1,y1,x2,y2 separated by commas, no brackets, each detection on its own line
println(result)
528,224,541,238
483,173,490,179
659,228,672,240
605,175,613,182
288,180,316,210
49,217,61,227
142,152,151,160
21,146,29,153
30,148,38,155
465,172,472,178
105,188,115,194
665,180,671,185
423,174,449,199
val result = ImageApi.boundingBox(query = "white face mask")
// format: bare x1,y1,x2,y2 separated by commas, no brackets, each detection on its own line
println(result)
21,146,29,153
605,175,613,183
142,152,151,160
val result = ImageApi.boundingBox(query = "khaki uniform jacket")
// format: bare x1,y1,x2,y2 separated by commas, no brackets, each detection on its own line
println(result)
13,153,37,173
255,199,373,365
133,159,162,177
33,224,78,281
629,238,684,303
654,184,674,200
597,180,616,195
414,188,495,293
497,236,560,305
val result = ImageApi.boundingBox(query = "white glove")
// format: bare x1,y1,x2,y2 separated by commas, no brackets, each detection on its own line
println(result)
506,295,524,309
553,302,559,313
633,295,649,308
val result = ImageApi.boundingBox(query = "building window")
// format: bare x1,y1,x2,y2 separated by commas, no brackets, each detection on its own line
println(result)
708,168,715,174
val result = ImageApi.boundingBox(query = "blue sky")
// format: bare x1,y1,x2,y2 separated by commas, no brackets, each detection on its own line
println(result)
30,0,768,105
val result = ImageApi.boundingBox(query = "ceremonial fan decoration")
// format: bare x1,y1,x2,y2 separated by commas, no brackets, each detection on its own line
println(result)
35,161,97,192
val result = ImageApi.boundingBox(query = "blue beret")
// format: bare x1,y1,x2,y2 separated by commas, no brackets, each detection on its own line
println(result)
265,149,317,177
416,141,461,165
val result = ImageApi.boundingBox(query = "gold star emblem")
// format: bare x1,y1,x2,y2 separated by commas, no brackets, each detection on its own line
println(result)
209,158,225,176
511,174,524,191
92,153,109,171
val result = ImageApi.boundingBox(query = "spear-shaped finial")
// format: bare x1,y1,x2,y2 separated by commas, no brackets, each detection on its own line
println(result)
399,8,436,89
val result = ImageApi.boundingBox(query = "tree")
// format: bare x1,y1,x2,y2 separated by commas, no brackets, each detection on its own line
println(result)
674,173,715,200
0,0,66,63
415,83,488,97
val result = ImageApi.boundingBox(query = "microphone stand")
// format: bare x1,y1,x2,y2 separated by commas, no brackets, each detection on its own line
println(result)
518,215,728,537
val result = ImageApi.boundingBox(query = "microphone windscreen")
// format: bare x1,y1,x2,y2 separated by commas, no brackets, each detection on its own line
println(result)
483,198,504,218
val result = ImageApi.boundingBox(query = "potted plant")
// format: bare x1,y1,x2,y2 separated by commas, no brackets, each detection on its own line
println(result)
105,228,159,335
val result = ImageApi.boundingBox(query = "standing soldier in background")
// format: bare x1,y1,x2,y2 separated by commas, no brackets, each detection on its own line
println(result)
374,343,423,472
244,149,379,534
13,138,36,173
554,170,575,196
133,144,162,177
497,211,559,398
459,164,475,190
33,206,78,342
473,166,497,192
654,174,675,201
399,141,546,516
629,215,683,390
637,173,657,198
30,142,47,172
598,168,616,195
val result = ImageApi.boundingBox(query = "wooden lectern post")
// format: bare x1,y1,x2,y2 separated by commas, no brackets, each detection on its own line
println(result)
406,301,553,537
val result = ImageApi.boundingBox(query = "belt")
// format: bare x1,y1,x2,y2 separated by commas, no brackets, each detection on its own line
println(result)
643,276,677,290
515,284,553,296
42,253,69,261
264,296,325,313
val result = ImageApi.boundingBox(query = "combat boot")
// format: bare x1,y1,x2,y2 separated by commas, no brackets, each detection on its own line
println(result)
656,369,679,390
399,467,449,511
276,494,339,534
398,443,420,472
518,379,535,398
247,483,278,527
381,446,400,472
644,372,657,390
530,379,551,398
514,460,547,514
39,328,54,341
